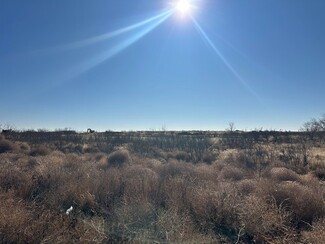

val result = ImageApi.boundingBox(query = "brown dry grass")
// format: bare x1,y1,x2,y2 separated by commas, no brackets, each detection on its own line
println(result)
0,133,325,243
302,218,325,243
0,139,18,153
100,149,131,169
268,167,302,182
257,180,325,227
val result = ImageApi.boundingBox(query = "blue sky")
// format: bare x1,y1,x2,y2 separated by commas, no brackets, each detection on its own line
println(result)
1,0,324,131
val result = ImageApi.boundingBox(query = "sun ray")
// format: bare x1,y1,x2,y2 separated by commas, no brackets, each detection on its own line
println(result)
22,9,173,57
50,11,173,87
191,17,260,100
56,10,173,51
172,0,195,17
176,0,191,14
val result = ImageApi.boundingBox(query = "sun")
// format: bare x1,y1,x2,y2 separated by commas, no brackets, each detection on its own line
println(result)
175,0,193,15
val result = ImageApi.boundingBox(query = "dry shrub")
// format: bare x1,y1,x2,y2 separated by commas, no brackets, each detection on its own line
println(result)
0,191,107,243
0,164,32,198
212,160,228,172
91,153,108,169
235,145,274,173
302,218,325,243
46,164,100,215
49,185,98,216
158,176,191,211
187,183,240,240
35,209,106,243
96,168,123,209
63,153,83,170
78,216,107,243
186,186,217,230
121,165,159,204
26,173,52,201
74,144,84,153
300,173,323,189
219,165,246,181
62,143,83,153
239,195,290,242
30,145,51,156
218,149,238,163
104,150,131,169
1,133,324,243
0,192,35,243
202,151,217,164
150,147,168,160
269,167,302,182
26,158,39,168
259,181,325,227
19,142,31,152
0,139,18,153
44,150,66,165
193,164,218,184
167,150,191,162
93,152,106,162
157,209,193,241
236,179,257,196
0,155,56,201
137,158,163,172
312,168,325,180
107,202,158,242
82,144,100,153
108,202,217,243
159,160,194,179
32,153,66,180
25,153,100,214
157,209,217,243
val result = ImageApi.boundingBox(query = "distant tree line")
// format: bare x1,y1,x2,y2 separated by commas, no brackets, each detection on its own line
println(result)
302,114,325,132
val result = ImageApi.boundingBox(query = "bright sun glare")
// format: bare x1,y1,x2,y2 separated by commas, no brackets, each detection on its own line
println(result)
175,0,193,15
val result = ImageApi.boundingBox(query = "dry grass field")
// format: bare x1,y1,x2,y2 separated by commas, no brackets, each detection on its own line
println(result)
0,130,325,243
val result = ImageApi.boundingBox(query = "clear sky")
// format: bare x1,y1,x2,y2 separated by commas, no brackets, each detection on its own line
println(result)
1,0,324,131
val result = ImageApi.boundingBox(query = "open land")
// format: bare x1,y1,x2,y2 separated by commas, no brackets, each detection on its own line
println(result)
1,130,325,243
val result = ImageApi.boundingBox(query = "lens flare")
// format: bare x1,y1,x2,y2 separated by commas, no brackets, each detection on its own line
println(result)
24,10,173,56
51,10,173,87
191,17,260,100
176,0,192,14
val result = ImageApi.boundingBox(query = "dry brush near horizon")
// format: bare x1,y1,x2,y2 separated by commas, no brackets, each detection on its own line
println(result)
0,129,325,243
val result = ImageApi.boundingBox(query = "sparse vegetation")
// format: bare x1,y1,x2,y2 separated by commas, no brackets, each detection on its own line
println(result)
0,129,325,243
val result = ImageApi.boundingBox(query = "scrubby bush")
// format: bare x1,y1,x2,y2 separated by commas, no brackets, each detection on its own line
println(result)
30,145,51,156
236,179,257,196
236,145,272,171
239,195,290,242
302,218,325,243
220,165,246,181
268,167,302,182
202,151,217,164
175,150,190,161
1,130,325,242
107,202,158,242
104,149,131,168
158,175,191,212
0,165,30,195
0,139,17,153
19,142,31,152
310,163,325,180
313,168,325,180
121,165,158,204
0,192,35,243
259,181,325,227
159,159,194,179
157,208,218,242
